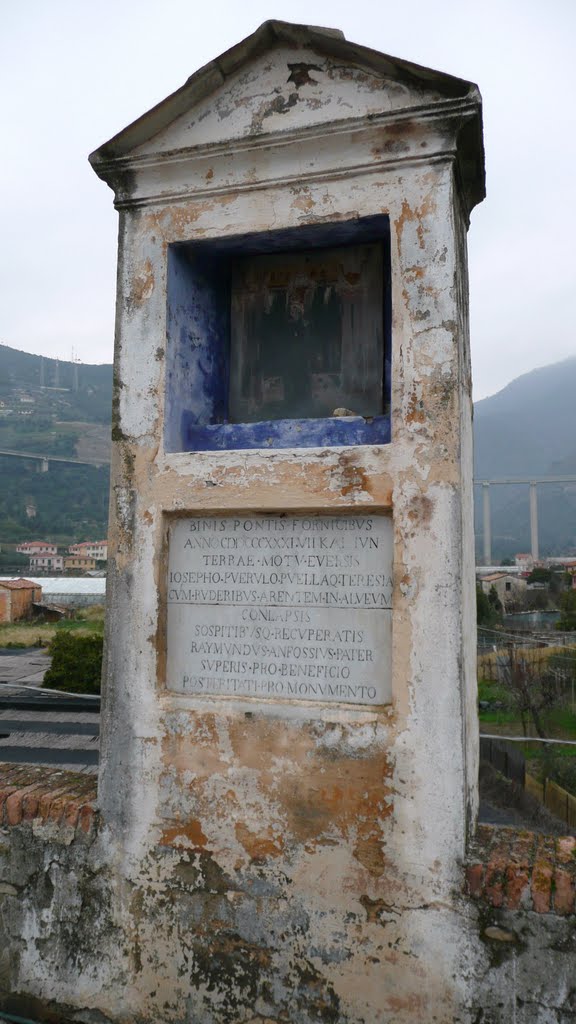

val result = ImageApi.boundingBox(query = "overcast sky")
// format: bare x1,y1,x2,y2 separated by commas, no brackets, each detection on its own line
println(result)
2,0,574,400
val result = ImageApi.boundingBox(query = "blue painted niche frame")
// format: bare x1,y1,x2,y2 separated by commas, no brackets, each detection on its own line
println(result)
165,215,391,452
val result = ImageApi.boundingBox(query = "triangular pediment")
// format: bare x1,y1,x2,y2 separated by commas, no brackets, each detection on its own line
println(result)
90,21,478,164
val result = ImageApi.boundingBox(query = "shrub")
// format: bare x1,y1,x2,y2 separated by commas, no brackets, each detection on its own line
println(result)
43,632,103,694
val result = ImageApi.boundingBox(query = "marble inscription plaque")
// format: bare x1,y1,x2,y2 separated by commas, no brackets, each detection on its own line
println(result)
166,514,393,706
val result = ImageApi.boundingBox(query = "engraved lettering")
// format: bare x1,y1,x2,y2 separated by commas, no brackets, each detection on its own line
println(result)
166,514,392,707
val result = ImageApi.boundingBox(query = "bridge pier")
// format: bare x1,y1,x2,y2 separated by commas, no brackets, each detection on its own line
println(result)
530,482,539,562
482,482,492,565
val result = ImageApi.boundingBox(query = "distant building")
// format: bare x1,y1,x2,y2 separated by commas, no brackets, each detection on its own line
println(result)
16,541,57,556
0,579,42,623
30,554,64,573
64,555,97,573
514,553,534,571
478,571,527,610
560,561,576,589
68,541,108,561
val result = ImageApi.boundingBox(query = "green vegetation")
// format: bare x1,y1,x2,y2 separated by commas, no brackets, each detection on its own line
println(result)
43,631,103,694
476,584,502,626
557,590,576,631
0,457,110,543
0,549,28,570
527,566,552,585
0,605,105,648
0,344,111,545
479,641,576,796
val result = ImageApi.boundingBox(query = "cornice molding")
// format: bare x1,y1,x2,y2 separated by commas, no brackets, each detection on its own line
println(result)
95,96,480,212
94,94,478,181
112,150,457,211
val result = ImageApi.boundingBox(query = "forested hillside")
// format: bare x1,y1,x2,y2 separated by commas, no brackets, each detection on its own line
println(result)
0,345,112,544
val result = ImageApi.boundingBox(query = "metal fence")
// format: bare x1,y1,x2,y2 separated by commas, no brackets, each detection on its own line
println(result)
479,736,525,786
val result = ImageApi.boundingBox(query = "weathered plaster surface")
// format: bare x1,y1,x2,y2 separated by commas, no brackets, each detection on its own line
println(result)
88,31,484,1021
1,803,575,1023
132,44,449,155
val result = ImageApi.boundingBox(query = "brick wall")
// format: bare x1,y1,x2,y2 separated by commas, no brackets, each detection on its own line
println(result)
466,823,576,915
1,771,575,1023
0,763,97,834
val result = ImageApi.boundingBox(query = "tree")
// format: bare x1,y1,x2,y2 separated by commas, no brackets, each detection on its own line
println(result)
557,589,576,631
43,632,103,694
499,649,559,739
527,567,551,586
477,585,501,626
488,585,503,614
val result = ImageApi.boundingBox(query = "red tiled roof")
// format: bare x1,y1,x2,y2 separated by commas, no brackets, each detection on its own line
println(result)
18,541,54,547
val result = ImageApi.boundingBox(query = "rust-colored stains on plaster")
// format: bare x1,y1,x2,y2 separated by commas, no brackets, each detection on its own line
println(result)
291,187,315,213
162,715,229,779
235,822,285,862
128,258,154,307
394,195,437,252
385,993,428,1015
354,833,388,877
160,818,208,849
403,493,430,528
405,387,426,425
161,714,393,871
404,265,426,281
359,894,399,923
148,453,394,511
143,194,236,242
231,717,393,868
335,452,371,500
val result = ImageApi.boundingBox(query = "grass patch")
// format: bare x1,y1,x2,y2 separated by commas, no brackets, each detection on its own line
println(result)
0,605,105,648
478,708,517,726
478,678,510,704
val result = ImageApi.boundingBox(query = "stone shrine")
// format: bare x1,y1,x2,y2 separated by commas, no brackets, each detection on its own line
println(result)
94,20,484,1022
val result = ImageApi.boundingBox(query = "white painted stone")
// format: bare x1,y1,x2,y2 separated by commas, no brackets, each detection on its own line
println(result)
166,513,392,705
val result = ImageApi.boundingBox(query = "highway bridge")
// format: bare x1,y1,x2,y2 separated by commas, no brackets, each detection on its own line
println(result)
0,448,109,469
1,447,574,563
474,475,576,564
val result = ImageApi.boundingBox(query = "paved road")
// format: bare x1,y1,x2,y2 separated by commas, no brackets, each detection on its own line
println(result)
0,648,52,687
0,649,99,773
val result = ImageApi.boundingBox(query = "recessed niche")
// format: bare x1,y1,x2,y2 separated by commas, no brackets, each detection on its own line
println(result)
164,216,391,452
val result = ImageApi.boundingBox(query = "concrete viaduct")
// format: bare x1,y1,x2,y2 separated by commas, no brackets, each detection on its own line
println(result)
475,475,576,564
1,449,574,564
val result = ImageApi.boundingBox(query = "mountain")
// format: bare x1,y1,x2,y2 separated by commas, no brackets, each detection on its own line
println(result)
0,345,112,545
0,343,574,558
473,357,576,560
